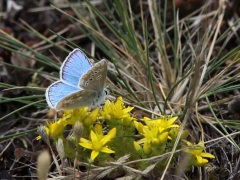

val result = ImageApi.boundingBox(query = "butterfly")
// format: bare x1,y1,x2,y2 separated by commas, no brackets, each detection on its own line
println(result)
45,48,108,111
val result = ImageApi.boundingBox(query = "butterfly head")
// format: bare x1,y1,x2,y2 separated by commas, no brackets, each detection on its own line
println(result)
91,88,109,108
104,88,110,96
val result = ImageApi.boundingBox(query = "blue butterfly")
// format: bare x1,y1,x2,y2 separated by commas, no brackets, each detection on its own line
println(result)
45,49,108,111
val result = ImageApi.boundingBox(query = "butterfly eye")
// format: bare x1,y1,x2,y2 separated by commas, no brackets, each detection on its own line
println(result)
104,88,110,95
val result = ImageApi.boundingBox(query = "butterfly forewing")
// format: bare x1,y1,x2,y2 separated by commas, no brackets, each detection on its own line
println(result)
56,90,98,110
60,49,92,87
79,59,107,94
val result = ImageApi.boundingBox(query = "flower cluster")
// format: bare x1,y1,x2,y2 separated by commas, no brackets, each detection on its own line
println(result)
100,97,135,128
38,96,215,170
134,116,179,156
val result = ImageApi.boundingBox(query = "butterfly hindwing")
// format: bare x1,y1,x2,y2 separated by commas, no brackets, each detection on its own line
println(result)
60,49,92,87
45,81,80,108
56,90,98,110
79,59,107,94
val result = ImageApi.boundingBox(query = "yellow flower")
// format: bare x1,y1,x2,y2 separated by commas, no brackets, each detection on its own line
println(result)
121,114,135,127
138,125,169,146
100,97,134,126
45,118,65,140
135,116,179,146
143,116,179,133
38,107,95,141
59,107,99,128
79,125,116,160
168,128,189,140
82,108,99,127
133,141,152,155
183,140,215,167
64,107,89,125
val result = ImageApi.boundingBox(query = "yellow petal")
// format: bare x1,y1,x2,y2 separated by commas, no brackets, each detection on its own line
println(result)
133,141,142,152
80,137,90,143
90,130,98,144
101,128,116,145
91,150,99,160
201,152,215,158
134,121,144,134
79,142,93,149
143,141,152,155
195,155,208,166
123,107,134,113
158,132,168,144
107,128,117,139
167,116,178,124
84,108,99,126
93,123,104,140
101,147,115,154
183,140,193,146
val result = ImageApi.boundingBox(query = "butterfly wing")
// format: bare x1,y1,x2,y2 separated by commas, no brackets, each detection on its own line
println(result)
46,50,107,111
45,81,80,108
60,49,92,87
56,90,98,110
79,59,107,94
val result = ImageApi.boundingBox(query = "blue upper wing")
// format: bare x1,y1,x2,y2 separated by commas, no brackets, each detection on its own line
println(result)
45,81,80,108
60,49,92,87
